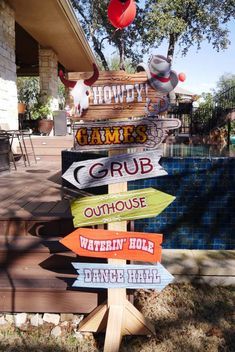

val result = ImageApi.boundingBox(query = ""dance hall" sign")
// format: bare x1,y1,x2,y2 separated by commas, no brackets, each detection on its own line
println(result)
72,263,174,290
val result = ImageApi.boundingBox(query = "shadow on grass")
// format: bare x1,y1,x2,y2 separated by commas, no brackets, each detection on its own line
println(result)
119,283,234,352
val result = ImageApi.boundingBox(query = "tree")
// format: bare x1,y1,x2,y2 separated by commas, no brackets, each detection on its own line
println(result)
71,0,146,70
17,77,39,108
215,73,235,95
71,1,235,70
138,0,235,58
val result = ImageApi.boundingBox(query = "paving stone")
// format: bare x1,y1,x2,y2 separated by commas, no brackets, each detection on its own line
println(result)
5,314,14,324
15,313,27,327
72,314,84,326
30,313,43,327
43,313,60,325
60,321,69,327
60,313,74,322
51,326,62,337
0,316,7,325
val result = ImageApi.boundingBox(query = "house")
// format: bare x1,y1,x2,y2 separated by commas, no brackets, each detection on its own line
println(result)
0,0,96,131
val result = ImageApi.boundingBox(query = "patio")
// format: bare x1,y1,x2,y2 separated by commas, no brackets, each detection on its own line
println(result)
0,156,102,313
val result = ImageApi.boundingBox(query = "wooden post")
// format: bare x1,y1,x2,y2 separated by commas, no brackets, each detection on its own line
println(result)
104,149,127,352
79,149,155,351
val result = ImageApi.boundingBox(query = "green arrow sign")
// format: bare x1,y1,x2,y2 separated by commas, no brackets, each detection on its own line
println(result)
71,187,175,227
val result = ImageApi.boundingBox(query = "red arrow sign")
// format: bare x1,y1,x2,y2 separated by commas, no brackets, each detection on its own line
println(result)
60,228,162,262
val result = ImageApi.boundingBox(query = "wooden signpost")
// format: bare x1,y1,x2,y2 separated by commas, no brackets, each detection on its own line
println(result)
68,70,168,120
60,228,163,262
73,117,181,150
72,263,174,290
62,68,180,351
62,151,167,189
71,187,175,228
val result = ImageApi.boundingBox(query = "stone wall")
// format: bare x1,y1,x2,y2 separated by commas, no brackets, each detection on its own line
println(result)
0,0,18,130
39,47,59,112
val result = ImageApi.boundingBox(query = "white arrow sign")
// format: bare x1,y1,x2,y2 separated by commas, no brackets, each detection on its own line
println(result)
72,263,174,290
62,151,167,189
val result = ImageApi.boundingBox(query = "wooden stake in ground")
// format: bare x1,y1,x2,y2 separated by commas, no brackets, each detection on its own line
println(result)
79,149,155,352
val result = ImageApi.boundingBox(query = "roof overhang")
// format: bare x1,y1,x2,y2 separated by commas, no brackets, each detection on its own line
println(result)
7,0,97,72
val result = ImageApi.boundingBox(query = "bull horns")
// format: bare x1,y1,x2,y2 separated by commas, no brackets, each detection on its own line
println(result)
59,63,99,88
58,70,76,88
84,63,99,86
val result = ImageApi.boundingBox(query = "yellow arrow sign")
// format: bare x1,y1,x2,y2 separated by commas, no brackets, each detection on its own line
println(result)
71,187,175,227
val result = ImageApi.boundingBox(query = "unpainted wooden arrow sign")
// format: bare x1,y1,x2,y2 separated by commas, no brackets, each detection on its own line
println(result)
62,151,167,189
72,263,174,290
71,187,175,227
73,117,181,151
60,228,163,262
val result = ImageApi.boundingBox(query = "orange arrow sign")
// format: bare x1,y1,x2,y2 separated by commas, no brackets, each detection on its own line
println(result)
60,228,162,262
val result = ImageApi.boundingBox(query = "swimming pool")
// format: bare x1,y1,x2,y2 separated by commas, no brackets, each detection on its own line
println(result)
129,155,234,250
161,143,235,158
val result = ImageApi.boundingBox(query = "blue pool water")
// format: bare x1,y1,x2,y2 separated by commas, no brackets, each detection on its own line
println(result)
129,155,234,250
161,143,235,158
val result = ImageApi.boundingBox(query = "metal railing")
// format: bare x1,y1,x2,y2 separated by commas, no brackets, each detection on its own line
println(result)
191,86,235,135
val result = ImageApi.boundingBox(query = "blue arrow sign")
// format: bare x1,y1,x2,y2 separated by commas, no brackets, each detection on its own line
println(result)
72,263,174,290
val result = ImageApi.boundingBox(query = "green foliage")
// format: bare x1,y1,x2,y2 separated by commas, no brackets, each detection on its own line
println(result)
215,73,235,95
71,0,234,67
198,92,214,108
144,0,235,57
30,94,52,120
58,81,66,109
17,77,39,108
108,55,135,73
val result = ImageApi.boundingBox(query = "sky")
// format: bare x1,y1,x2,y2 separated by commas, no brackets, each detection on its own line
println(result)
142,20,235,96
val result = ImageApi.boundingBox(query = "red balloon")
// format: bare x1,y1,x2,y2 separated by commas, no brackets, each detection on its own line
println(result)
108,0,137,29
178,72,186,82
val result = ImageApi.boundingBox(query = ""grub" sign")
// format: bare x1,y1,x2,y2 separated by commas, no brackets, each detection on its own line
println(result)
60,228,163,262
73,117,181,151
71,187,175,227
62,151,167,189
72,263,174,290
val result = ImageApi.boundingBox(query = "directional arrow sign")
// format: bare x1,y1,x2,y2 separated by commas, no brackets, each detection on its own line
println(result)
72,263,174,290
73,117,181,151
71,187,175,227
62,151,167,189
60,228,163,262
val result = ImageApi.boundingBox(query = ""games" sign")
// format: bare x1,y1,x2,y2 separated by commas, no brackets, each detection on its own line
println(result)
73,117,181,151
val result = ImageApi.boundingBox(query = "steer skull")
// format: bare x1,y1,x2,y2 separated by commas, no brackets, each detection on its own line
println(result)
59,63,99,117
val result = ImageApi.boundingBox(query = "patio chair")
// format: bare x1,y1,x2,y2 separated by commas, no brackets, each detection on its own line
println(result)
7,129,37,167
0,131,17,171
